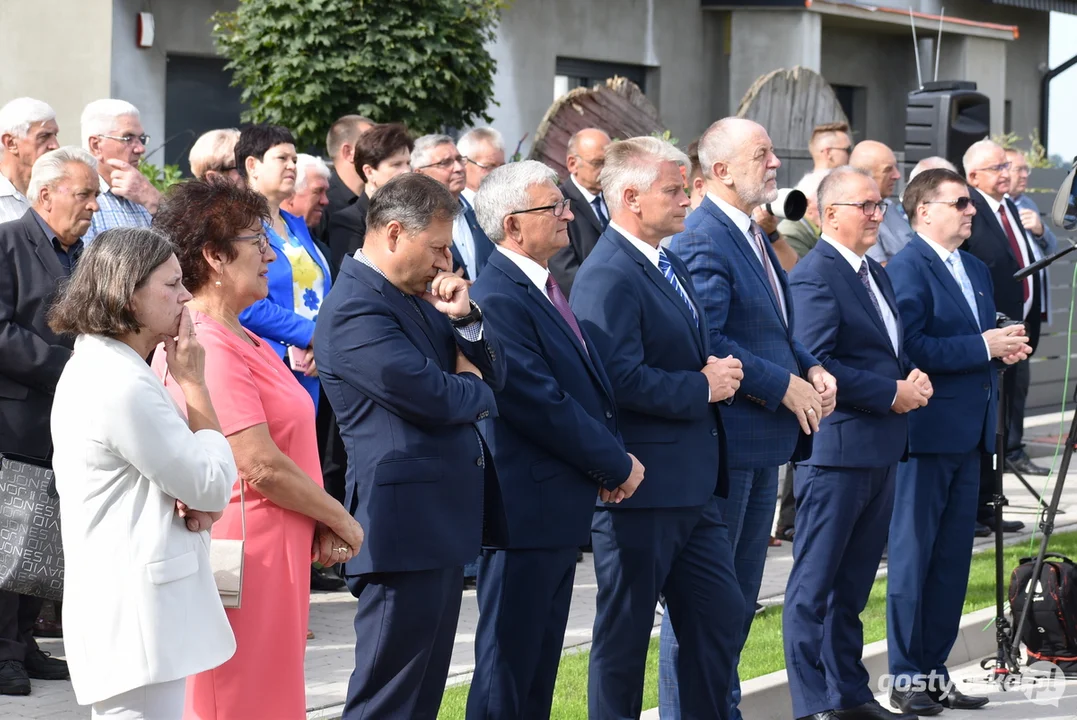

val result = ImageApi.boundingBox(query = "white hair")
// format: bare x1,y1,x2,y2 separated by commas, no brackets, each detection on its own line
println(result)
26,146,98,204
697,117,762,180
796,169,831,202
295,153,331,192
0,98,56,153
473,160,558,243
457,127,505,158
909,156,957,182
410,134,456,170
189,128,240,180
962,139,1002,179
599,136,690,214
80,99,141,149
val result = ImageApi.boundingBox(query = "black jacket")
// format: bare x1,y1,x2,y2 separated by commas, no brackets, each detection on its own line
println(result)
549,178,606,298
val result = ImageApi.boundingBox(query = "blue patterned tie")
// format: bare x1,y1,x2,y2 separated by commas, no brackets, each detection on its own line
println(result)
657,249,699,327
857,260,885,324
946,253,980,328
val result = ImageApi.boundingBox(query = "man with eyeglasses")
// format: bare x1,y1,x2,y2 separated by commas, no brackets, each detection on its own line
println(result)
458,127,506,207
412,134,494,281
80,99,158,244
850,140,913,265
785,166,930,720
963,139,1047,514
1006,148,1057,328
548,128,611,298
808,122,853,172
883,168,1030,716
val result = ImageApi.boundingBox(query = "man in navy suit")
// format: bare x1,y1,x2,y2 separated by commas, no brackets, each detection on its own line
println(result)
314,173,506,720
465,160,645,719
571,136,745,719
412,133,495,281
786,167,932,720
664,117,837,720
884,169,1030,716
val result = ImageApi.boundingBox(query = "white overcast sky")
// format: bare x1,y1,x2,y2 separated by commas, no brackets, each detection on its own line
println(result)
1050,12,1077,161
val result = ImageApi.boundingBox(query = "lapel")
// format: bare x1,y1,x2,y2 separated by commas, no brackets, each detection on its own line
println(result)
912,236,980,332
449,243,470,280
819,240,896,357
701,197,787,327
21,211,65,281
608,228,705,362
282,210,333,294
563,178,604,235
972,189,1017,262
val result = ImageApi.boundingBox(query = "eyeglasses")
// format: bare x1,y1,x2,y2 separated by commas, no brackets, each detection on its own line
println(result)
922,197,972,211
830,200,887,217
465,157,503,171
507,198,572,218
573,154,605,170
97,133,150,146
418,155,465,171
975,162,1011,173
236,231,269,254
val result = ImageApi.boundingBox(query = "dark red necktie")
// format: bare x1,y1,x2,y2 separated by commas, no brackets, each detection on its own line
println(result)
546,274,588,355
998,208,1030,302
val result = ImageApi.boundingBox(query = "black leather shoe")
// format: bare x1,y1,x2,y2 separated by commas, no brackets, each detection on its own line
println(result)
310,565,345,592
1008,455,1050,476
576,549,584,563
930,685,989,710
0,660,30,695
981,516,1026,533
838,699,918,719
24,647,68,681
888,688,942,716
974,522,992,537
798,712,840,720
776,525,795,542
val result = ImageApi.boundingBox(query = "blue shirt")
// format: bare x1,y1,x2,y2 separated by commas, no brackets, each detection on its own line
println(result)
83,176,152,244
31,209,82,275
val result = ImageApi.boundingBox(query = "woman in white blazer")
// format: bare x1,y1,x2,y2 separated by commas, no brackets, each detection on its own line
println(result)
48,227,238,719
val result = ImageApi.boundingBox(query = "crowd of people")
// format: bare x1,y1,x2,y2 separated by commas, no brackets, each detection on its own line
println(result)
0,91,1054,720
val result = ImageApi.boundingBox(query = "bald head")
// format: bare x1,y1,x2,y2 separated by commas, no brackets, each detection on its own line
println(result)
697,117,781,213
909,156,957,182
963,139,1010,201
566,128,611,195
818,166,882,256
850,140,901,199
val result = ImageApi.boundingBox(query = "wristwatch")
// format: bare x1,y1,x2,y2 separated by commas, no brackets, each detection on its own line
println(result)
450,300,483,327
768,229,782,244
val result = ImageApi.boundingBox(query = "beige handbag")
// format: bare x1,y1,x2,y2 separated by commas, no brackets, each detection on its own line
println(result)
210,479,246,609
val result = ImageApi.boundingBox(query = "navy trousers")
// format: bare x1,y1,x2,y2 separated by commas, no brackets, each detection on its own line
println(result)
344,567,463,720
466,547,578,720
783,464,895,718
589,497,742,720
887,451,980,688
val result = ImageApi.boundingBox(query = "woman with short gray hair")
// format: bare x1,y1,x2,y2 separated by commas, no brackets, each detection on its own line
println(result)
49,227,238,719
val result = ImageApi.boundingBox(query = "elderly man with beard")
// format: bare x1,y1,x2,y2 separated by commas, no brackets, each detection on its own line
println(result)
663,117,837,720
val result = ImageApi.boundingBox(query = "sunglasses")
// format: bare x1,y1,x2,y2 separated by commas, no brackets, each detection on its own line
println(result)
922,197,972,212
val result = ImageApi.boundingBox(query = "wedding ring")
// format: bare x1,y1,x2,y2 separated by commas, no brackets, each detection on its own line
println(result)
334,546,348,553
807,408,815,415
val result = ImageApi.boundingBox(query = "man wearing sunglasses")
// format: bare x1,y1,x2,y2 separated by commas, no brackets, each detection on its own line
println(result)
80,99,158,244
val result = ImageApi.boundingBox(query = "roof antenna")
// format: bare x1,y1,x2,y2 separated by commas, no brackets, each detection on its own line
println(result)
934,8,945,82
910,8,924,89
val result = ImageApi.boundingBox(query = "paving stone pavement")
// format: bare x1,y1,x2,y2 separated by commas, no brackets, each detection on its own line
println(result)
3,412,1074,719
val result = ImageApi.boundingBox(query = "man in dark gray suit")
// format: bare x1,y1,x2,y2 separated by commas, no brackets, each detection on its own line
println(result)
549,128,611,297
0,146,98,694
852,140,912,265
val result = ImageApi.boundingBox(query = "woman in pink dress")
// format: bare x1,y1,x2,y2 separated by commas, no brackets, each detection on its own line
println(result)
151,179,365,719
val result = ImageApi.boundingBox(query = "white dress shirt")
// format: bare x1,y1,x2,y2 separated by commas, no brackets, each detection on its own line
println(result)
461,186,477,208
973,186,1033,321
918,233,991,360
707,192,787,321
0,171,29,224
453,196,479,279
821,234,900,353
496,245,550,301
571,174,608,225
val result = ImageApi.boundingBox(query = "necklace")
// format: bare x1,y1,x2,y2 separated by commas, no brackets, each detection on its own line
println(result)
191,306,254,346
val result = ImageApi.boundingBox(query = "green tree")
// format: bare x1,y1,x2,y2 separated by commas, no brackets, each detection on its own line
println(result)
213,0,502,151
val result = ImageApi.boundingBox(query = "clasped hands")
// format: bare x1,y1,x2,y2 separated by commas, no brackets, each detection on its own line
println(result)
892,369,933,413
983,324,1032,366
782,366,838,434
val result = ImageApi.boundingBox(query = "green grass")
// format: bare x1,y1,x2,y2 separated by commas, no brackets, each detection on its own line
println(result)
438,530,1077,719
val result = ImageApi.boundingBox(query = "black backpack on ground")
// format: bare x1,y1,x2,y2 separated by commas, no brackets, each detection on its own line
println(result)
1009,553,1077,675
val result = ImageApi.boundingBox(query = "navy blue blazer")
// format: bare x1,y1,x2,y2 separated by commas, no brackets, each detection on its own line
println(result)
789,240,912,468
886,235,998,455
451,198,495,280
313,256,506,574
570,227,729,508
470,250,631,549
670,197,818,468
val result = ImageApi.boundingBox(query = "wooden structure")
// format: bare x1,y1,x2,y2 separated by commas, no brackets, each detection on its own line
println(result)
529,77,666,179
736,66,848,152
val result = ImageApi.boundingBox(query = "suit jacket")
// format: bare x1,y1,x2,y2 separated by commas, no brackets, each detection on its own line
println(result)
317,169,359,257
451,199,495,281
669,197,818,469
0,210,76,458
886,235,997,455
866,202,915,264
789,240,912,468
471,250,630,549
313,256,506,574
549,178,604,298
51,334,236,705
570,227,729,508
961,190,1042,351
325,191,369,273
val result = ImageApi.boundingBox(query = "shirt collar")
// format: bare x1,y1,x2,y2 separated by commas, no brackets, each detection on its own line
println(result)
461,187,477,208
30,209,59,243
496,245,549,292
706,192,752,236
972,186,1003,214
821,234,867,270
0,171,22,200
98,174,111,194
916,232,959,264
610,220,661,267
571,174,600,205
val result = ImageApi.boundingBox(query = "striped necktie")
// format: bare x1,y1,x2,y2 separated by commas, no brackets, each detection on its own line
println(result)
657,249,698,327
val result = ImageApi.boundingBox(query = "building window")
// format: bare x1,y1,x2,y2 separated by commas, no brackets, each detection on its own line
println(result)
831,84,867,140
554,57,648,101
